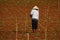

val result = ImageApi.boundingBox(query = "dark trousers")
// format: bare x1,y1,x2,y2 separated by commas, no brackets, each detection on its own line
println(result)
32,19,38,29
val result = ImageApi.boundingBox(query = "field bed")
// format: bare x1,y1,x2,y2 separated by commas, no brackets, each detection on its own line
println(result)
0,0,60,40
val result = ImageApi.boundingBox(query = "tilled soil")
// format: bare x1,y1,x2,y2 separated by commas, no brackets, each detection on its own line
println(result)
0,0,60,40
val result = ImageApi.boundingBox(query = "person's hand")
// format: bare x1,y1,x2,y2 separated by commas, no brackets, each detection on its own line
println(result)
30,15,32,17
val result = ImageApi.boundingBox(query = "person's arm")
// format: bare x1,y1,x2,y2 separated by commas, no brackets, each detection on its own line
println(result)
30,10,33,17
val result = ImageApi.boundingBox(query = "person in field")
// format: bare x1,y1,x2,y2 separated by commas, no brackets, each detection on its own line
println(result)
30,6,39,33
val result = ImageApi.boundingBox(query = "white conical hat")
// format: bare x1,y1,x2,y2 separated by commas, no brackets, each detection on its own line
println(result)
33,6,39,9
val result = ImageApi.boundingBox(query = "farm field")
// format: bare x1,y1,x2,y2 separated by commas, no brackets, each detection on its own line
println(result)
0,0,60,40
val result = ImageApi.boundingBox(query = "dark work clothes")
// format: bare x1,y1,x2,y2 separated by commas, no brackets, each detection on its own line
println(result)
32,19,38,29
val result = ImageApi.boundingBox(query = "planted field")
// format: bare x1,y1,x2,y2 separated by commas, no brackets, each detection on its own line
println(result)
0,0,60,40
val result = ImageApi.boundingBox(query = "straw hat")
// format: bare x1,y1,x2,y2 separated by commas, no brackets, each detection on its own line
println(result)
33,6,39,10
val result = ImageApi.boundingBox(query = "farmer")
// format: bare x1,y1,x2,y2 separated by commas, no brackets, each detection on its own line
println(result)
30,6,39,33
